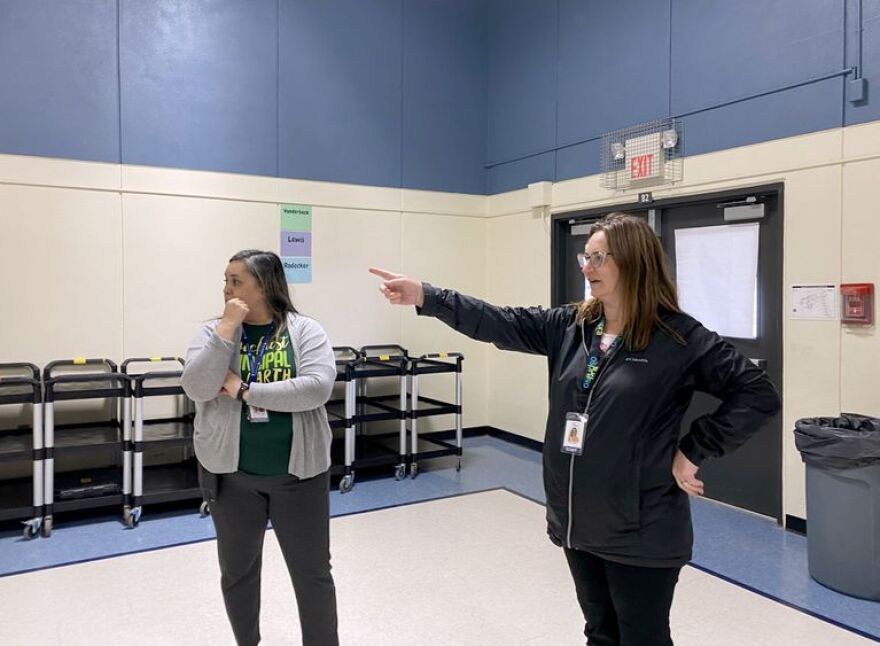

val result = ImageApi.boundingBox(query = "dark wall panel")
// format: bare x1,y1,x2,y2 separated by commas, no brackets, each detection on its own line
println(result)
279,0,402,188
0,0,119,163
402,0,487,194
121,0,278,176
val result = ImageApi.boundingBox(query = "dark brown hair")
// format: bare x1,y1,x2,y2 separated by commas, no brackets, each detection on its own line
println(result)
576,213,682,350
229,250,298,334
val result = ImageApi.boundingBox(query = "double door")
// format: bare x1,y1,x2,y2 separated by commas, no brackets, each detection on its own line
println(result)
553,187,783,521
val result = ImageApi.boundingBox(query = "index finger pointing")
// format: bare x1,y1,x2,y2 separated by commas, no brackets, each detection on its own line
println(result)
369,267,401,281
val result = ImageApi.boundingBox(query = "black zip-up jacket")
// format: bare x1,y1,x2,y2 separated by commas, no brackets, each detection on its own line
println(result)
418,284,781,567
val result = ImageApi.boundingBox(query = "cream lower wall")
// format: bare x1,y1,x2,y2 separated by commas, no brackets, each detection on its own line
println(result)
0,183,124,366
3,120,879,520
485,211,552,442
0,160,489,436
487,121,880,521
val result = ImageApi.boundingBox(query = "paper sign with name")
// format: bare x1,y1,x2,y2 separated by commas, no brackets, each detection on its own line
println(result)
281,232,312,256
280,204,312,231
280,204,312,283
282,257,312,284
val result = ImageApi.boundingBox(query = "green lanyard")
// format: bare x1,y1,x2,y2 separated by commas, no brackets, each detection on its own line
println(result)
581,318,621,391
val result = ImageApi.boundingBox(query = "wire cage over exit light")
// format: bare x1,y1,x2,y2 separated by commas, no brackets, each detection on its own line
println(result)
600,118,684,191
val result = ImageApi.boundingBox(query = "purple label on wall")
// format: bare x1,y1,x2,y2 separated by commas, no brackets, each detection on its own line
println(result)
280,231,311,256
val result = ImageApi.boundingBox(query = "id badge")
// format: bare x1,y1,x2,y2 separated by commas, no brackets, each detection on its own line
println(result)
561,412,588,456
247,405,270,423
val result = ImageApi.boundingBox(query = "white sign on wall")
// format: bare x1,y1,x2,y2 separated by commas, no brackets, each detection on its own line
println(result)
790,285,838,320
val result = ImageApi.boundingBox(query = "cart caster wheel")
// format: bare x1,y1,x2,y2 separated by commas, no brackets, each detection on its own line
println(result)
124,508,141,529
41,518,53,538
339,474,354,494
22,522,39,540
410,463,419,479
394,464,406,481
199,501,211,517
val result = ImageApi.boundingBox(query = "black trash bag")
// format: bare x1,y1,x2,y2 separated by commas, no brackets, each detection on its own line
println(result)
794,413,880,469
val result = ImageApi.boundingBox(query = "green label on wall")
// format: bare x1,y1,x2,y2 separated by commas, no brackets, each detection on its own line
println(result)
280,204,312,231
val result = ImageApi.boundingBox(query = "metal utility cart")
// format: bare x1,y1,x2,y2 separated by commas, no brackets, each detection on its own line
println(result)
340,344,409,492
42,359,130,537
408,353,464,478
0,363,44,539
122,357,201,528
327,347,361,493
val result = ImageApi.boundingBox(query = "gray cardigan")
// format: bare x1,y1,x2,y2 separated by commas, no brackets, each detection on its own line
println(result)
181,313,336,479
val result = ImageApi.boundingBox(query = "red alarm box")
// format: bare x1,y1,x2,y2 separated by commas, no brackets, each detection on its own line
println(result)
840,283,874,326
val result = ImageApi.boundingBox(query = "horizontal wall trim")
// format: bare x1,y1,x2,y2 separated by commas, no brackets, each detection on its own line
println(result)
0,155,487,218
488,124,880,218
3,120,879,220
427,426,544,453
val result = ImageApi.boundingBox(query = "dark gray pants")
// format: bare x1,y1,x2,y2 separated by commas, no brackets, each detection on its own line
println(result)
210,470,339,646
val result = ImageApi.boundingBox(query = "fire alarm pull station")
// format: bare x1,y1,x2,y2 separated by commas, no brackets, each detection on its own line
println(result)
840,283,874,326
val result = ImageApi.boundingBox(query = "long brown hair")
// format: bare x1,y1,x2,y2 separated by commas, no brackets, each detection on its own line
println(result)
576,213,682,350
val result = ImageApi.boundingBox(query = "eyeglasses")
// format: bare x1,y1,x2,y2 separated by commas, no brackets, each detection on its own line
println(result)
577,250,613,269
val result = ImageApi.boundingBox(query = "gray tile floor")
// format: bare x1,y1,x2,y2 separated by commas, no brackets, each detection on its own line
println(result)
0,435,877,642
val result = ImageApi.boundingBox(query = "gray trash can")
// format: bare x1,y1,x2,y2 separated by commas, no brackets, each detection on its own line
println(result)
794,414,880,601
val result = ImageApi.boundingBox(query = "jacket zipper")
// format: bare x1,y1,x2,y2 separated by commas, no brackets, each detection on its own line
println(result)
566,323,621,549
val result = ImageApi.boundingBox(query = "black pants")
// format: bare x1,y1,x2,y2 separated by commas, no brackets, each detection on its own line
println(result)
210,470,339,646
564,547,681,646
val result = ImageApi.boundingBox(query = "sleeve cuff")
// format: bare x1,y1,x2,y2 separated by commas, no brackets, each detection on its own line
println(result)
416,282,439,317
678,434,708,467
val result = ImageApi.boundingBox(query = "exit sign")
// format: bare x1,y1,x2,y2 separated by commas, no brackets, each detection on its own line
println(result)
630,154,655,180
625,132,665,185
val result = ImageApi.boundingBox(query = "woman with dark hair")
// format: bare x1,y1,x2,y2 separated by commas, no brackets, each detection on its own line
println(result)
370,213,780,646
182,250,338,646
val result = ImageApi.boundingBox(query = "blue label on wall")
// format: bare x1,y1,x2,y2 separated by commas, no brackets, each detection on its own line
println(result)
282,256,312,284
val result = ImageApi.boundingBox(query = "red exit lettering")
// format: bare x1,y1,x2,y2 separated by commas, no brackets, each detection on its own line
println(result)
630,154,654,180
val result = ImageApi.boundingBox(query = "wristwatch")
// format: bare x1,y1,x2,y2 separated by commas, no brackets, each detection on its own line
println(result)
236,381,250,402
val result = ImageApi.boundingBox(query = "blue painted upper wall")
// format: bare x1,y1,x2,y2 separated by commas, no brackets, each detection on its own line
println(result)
0,1,877,194
0,0,119,163
0,0,486,193
488,0,877,193
121,0,279,177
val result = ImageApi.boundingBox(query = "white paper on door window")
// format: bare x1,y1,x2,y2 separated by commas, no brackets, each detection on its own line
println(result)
674,223,759,339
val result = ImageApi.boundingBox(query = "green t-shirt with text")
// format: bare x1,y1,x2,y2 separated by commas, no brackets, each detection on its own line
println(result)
239,323,295,476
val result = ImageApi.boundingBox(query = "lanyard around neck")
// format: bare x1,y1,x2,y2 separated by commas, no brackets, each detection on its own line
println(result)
581,318,621,391
241,325,274,384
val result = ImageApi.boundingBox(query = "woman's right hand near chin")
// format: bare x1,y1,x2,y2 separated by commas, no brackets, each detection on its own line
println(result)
217,298,250,340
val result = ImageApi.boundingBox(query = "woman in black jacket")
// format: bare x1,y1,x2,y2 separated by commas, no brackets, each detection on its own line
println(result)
370,213,780,646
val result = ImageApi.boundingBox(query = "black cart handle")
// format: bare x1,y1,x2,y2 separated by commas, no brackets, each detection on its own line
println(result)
360,344,409,360
45,373,130,388
416,352,464,360
333,346,363,361
133,370,186,397
0,375,41,403
0,362,40,380
121,357,185,373
134,370,184,385
43,358,118,380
